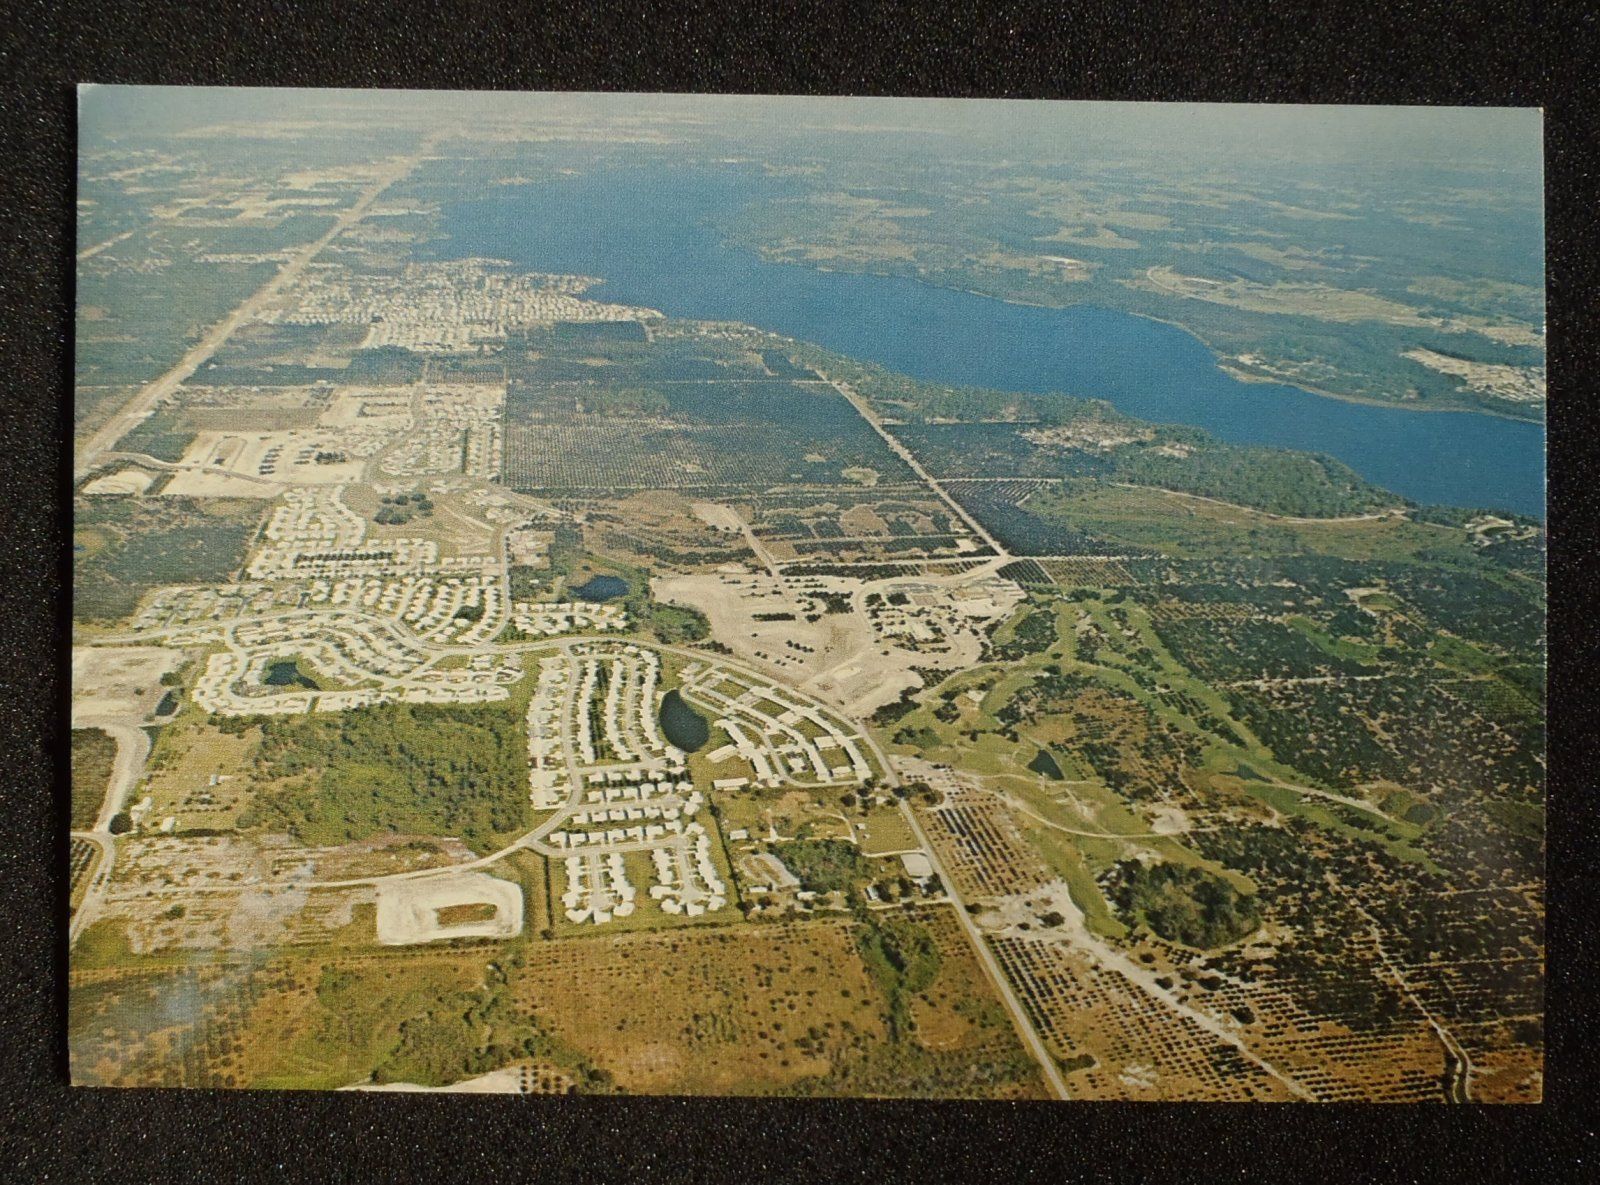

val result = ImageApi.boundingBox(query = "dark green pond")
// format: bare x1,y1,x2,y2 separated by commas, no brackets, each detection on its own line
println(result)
572,574,629,602
1028,748,1065,779
264,659,317,689
659,688,710,752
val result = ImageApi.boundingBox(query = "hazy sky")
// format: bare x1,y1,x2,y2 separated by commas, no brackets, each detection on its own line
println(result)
81,85,1542,173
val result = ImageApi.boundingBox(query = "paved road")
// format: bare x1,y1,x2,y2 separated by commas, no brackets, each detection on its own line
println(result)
73,149,428,480
818,370,1011,558
68,719,151,947
80,720,150,833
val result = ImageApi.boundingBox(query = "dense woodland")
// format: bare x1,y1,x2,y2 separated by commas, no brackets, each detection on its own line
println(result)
230,701,530,854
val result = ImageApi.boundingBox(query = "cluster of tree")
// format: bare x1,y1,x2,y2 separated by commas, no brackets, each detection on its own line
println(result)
991,603,1058,662
770,838,870,895
641,601,710,644
1103,859,1262,950
1113,438,1396,518
892,724,942,751
235,701,529,854
869,686,921,727
321,955,616,1092
70,727,117,830
374,492,434,526
855,912,941,1042
119,410,198,463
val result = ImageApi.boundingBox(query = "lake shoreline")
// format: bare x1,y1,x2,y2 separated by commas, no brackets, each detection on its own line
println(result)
768,249,1546,427
435,173,1546,518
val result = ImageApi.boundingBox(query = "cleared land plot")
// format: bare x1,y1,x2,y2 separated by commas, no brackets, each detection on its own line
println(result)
82,467,157,496
72,645,183,721
143,719,261,831
375,873,524,945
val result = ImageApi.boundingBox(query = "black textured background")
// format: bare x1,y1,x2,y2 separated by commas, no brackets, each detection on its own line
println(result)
2,3,1596,1181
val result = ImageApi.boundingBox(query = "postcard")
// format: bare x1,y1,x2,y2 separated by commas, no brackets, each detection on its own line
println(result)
72,88,1543,1099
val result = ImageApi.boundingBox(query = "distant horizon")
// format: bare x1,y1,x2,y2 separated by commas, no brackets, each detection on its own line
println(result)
80,85,1543,172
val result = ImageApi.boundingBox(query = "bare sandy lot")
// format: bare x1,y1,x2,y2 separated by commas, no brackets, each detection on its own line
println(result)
654,562,1023,718
653,569,887,712
72,645,183,722
374,871,523,945
342,1066,531,1093
689,501,744,533
317,387,413,429
81,467,156,496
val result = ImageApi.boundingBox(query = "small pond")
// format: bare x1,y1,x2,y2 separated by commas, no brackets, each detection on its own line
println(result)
571,574,629,603
659,689,710,752
264,659,317,689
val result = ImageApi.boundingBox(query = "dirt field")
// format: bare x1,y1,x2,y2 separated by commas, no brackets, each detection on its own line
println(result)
72,645,183,722
374,872,524,945
308,835,477,881
82,467,157,496
156,427,371,498
690,500,744,533
653,569,921,716
88,832,378,955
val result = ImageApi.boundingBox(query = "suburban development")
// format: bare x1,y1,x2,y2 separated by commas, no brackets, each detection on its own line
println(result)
71,89,1544,1101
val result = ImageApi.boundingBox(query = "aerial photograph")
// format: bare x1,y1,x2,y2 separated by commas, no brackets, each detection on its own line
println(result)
70,88,1544,1101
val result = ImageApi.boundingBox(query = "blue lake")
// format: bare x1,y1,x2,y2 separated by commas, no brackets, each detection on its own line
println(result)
437,165,1545,518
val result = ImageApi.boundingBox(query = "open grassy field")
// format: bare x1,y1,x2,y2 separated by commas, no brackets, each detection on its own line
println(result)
512,911,1046,1098
74,496,267,624
70,728,118,830
143,718,262,832
857,804,919,855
